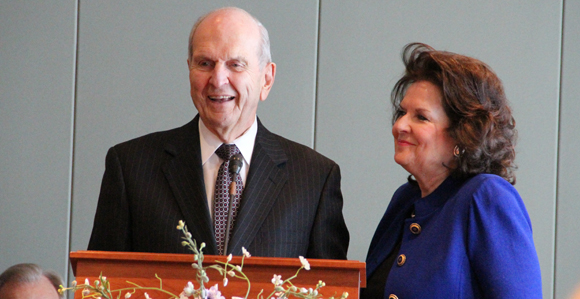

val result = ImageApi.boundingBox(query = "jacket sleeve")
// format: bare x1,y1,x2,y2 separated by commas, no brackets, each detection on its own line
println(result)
306,163,350,259
87,146,132,251
467,177,542,298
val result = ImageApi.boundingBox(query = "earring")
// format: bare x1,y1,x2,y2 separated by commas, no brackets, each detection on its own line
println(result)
454,145,464,158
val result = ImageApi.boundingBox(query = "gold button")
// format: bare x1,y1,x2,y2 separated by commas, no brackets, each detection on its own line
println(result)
389,294,399,299
410,223,422,234
397,254,406,266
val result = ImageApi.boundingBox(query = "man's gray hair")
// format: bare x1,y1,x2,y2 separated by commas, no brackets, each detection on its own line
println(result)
187,7,272,69
0,263,63,299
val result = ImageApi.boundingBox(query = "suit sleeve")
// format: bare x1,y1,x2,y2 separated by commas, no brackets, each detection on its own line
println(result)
307,163,350,259
467,178,542,298
87,146,132,251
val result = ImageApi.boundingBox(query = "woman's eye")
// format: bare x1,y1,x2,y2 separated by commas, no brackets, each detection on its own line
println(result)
417,114,428,121
395,109,406,119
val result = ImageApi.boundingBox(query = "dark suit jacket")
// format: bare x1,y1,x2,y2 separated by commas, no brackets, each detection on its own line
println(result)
88,116,349,259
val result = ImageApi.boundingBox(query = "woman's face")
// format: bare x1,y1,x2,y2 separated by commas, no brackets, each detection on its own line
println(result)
392,81,456,184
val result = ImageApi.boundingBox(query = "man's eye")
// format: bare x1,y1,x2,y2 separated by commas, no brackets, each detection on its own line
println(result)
229,62,245,69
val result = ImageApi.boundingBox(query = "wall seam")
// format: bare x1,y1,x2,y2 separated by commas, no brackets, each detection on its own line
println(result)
313,0,321,150
65,0,81,288
553,0,566,298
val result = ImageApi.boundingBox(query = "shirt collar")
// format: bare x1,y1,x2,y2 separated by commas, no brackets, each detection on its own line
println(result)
199,117,257,165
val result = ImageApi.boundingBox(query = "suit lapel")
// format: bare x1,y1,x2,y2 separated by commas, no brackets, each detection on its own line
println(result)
162,116,218,254
227,120,288,254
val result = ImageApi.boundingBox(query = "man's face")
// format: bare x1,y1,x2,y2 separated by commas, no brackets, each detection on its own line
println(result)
188,9,275,142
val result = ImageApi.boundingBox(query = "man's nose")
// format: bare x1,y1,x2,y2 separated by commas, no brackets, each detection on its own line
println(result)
209,64,229,87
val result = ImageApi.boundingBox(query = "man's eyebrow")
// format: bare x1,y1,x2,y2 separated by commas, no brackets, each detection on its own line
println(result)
192,54,210,61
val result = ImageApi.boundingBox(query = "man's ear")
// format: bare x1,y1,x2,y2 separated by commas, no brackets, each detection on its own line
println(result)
259,62,276,101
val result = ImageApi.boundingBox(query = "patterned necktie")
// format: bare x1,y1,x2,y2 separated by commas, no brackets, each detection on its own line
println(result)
213,144,244,255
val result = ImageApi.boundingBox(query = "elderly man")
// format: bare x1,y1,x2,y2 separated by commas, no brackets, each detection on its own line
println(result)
0,263,63,299
88,7,349,259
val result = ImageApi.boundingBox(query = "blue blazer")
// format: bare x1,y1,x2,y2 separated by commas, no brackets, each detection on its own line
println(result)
365,174,542,298
88,115,349,259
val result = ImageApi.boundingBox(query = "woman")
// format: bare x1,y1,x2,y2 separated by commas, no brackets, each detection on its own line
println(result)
362,43,542,298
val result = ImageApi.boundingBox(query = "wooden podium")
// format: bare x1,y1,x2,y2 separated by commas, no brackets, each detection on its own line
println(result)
70,251,365,298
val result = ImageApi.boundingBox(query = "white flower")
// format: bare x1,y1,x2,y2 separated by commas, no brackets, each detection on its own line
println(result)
178,291,190,299
299,256,310,270
183,281,194,296
235,265,242,272
271,274,283,286
223,277,228,287
186,232,192,239
144,292,151,299
82,288,90,296
227,254,232,262
241,247,251,258
227,270,235,277
300,287,308,294
71,280,77,287
84,278,89,285
125,292,132,298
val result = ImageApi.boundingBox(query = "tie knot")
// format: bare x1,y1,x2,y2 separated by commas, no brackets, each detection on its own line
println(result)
215,144,240,161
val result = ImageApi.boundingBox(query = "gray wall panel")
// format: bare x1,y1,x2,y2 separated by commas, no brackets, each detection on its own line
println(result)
0,1,76,280
556,0,580,297
316,1,561,298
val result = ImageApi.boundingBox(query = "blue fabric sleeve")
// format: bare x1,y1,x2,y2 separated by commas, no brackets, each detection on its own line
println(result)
467,176,542,298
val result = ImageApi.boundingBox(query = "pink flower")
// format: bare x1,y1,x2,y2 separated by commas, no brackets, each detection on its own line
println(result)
207,284,225,299
271,274,283,286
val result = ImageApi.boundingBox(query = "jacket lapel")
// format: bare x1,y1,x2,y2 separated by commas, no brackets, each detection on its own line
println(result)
365,194,415,277
162,116,218,254
227,120,288,254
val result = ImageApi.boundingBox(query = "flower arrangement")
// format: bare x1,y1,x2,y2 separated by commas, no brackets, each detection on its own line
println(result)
59,221,349,299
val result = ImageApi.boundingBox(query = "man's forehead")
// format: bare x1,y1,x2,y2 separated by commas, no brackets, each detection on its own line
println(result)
0,278,59,299
192,27,260,62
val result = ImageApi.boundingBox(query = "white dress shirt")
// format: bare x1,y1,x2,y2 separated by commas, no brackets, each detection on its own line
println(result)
199,117,257,219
